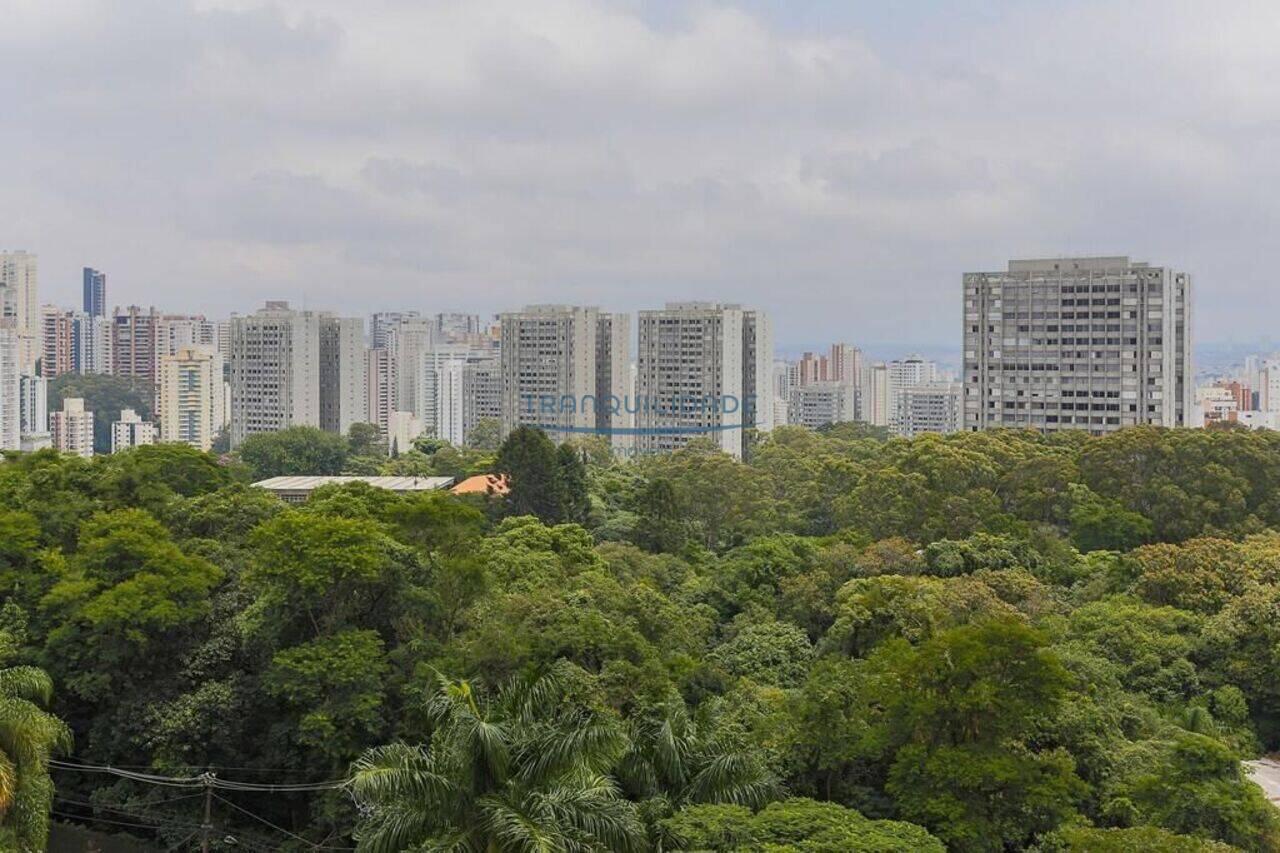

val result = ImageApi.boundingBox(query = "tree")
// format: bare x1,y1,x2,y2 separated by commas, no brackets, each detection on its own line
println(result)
662,798,944,852
634,478,688,554
350,662,643,852
881,618,1086,851
0,627,71,852
466,418,502,451
347,422,387,459
495,426,568,523
557,443,590,524
236,426,349,479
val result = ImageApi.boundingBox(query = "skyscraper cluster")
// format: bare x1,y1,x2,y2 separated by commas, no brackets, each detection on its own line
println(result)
0,249,1198,461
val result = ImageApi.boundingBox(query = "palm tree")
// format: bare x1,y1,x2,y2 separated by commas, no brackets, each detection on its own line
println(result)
617,697,779,849
0,637,72,852
350,661,644,852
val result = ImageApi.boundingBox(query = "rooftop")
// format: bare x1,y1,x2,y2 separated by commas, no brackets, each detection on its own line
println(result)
253,475,455,494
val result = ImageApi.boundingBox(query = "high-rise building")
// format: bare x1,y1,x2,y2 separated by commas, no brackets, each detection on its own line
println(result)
860,362,890,426
41,306,76,378
371,311,421,350
0,322,18,451
789,382,857,431
19,374,48,440
463,358,502,443
112,305,162,385
829,343,863,387
438,359,468,446
111,408,157,453
159,314,217,357
83,267,106,318
887,355,938,432
964,257,1192,433
74,313,113,374
42,307,115,377
390,315,437,419
635,302,773,458
898,381,963,437
50,397,94,458
158,347,227,451
0,251,40,373
228,302,321,447
319,315,368,436
365,347,398,435
798,351,828,385
500,305,630,447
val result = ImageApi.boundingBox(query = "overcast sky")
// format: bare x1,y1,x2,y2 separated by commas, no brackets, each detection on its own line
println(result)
4,0,1278,350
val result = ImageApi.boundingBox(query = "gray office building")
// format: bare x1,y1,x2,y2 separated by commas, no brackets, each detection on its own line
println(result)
963,257,1191,434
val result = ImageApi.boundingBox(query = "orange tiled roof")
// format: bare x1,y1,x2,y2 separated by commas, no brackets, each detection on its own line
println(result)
450,473,510,496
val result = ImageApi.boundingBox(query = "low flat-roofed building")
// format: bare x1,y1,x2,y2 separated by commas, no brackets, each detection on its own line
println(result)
252,474,455,504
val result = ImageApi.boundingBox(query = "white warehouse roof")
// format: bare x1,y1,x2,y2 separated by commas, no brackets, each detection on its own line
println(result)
253,475,455,502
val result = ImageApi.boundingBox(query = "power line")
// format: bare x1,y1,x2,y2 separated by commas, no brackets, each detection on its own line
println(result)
212,793,357,851
50,758,349,792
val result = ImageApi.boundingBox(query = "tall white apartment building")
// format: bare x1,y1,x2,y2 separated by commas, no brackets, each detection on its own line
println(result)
19,374,48,439
159,347,227,451
51,398,94,458
964,257,1192,433
319,315,368,435
789,382,857,431
499,305,630,447
0,322,18,450
0,251,40,373
635,302,773,458
111,408,157,453
860,362,890,427
390,316,437,418
414,343,497,438
365,347,397,435
438,359,468,446
898,381,963,437
228,302,322,447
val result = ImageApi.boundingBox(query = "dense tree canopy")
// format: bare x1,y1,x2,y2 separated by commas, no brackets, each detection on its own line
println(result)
5,425,1280,849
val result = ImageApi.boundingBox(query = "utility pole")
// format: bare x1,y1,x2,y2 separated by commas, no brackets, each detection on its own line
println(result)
200,771,216,853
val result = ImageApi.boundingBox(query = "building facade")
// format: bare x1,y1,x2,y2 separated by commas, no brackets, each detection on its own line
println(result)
0,251,40,373
319,315,368,436
111,408,157,453
112,306,162,385
964,257,1192,433
51,397,94,458
158,347,227,451
788,382,857,430
0,322,18,450
898,381,963,437
83,267,106,318
228,302,321,447
635,302,772,458
499,305,629,447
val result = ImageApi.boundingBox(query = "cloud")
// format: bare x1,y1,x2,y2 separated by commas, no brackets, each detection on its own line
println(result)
4,0,1280,349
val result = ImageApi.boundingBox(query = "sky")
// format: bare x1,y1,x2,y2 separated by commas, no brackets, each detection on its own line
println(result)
4,0,1279,351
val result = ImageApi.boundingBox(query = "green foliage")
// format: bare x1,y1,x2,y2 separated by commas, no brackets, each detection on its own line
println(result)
236,425,349,479
12,424,1280,848
662,797,944,852
0,624,71,852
